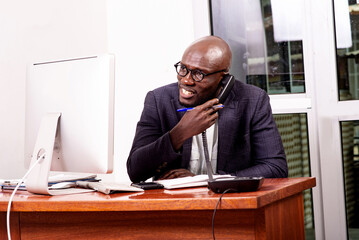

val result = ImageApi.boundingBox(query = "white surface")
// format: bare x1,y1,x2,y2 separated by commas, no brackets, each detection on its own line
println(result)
0,0,108,179
0,0,203,183
107,0,208,182
25,55,114,174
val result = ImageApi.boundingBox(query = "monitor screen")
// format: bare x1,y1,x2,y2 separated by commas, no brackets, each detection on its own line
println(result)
24,54,115,194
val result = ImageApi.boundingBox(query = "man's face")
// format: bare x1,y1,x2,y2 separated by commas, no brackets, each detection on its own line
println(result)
177,53,224,107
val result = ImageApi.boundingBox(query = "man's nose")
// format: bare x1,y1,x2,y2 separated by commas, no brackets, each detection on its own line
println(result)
181,72,195,85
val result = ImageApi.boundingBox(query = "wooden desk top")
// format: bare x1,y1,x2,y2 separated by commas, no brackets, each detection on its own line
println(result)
0,177,315,212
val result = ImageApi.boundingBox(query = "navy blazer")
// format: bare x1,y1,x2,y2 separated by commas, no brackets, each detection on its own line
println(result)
127,80,288,183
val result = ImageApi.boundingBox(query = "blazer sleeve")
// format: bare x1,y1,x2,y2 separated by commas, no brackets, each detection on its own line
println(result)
240,91,287,178
219,90,288,178
126,91,181,183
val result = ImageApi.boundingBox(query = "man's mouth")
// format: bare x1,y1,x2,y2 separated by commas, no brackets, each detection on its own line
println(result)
180,87,195,99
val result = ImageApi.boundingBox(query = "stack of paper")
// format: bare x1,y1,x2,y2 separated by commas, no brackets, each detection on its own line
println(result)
1,173,99,191
76,181,143,194
155,174,232,189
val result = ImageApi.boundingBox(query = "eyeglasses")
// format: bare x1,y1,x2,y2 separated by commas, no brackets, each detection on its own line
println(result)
174,61,226,82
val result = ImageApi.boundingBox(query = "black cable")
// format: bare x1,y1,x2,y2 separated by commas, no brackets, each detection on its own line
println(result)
212,188,235,240
201,131,214,180
201,131,210,171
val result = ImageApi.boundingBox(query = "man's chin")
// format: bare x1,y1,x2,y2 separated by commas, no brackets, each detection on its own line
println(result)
179,99,195,108
179,102,194,108
179,94,212,107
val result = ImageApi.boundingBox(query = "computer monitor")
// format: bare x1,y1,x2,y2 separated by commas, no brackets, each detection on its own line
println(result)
24,54,115,195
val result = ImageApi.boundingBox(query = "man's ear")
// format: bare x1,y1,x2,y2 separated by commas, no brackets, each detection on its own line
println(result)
220,72,230,82
222,70,230,77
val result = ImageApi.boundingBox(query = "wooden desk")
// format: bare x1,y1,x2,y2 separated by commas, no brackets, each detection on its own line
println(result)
1,177,315,240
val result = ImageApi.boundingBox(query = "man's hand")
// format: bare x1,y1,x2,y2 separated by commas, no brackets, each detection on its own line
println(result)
170,98,223,151
158,168,195,180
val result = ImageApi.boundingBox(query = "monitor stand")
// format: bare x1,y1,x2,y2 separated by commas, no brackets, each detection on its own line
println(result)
26,113,94,195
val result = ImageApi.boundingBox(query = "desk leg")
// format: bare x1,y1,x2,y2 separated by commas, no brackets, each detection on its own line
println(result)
1,212,20,240
262,192,305,240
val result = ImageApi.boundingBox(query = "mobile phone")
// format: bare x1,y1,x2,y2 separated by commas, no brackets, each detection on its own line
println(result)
217,74,235,103
131,182,164,190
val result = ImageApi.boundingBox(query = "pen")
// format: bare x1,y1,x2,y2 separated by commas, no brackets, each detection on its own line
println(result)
177,105,224,112
177,107,194,112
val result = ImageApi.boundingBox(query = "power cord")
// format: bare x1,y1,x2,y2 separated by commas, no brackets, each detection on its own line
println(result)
212,188,235,240
201,130,234,239
6,153,45,240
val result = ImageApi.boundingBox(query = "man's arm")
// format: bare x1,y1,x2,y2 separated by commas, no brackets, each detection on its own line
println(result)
219,90,288,178
127,91,182,183
127,91,222,182
241,91,287,178
169,98,221,151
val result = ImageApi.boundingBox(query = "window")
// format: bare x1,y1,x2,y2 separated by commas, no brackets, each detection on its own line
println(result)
340,121,359,239
211,1,315,238
336,1,359,101
274,113,314,238
211,0,305,94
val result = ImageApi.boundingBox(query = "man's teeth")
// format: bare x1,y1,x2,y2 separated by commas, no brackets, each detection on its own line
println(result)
182,88,193,96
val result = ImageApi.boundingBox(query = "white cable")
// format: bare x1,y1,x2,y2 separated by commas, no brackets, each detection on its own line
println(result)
6,153,45,240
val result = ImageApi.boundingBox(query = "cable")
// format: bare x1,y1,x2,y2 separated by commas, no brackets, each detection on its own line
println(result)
212,188,235,240
202,131,232,239
201,131,214,181
6,153,45,240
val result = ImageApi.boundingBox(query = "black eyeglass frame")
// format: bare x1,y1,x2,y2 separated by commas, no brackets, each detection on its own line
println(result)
174,61,227,82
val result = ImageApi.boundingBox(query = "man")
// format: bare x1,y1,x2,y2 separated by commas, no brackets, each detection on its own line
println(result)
127,36,287,183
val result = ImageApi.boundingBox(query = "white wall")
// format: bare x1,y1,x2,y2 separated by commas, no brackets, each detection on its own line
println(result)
0,0,108,179
0,0,210,182
107,0,209,182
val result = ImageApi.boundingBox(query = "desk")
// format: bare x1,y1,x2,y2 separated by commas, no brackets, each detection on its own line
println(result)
1,177,315,240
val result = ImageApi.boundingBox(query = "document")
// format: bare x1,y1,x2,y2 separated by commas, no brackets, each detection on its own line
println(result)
1,173,99,191
76,181,144,194
155,174,232,189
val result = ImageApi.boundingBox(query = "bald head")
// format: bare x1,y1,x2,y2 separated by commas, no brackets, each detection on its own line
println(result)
181,36,232,72
177,36,232,107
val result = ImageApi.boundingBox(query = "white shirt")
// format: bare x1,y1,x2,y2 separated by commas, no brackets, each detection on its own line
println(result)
188,121,218,175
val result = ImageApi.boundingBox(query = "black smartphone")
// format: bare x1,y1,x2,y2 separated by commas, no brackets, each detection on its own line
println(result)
217,74,235,103
131,182,164,190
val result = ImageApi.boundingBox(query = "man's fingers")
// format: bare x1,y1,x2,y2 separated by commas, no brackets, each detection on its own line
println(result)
159,169,194,180
199,98,219,110
159,170,174,179
206,104,223,115
159,169,181,179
